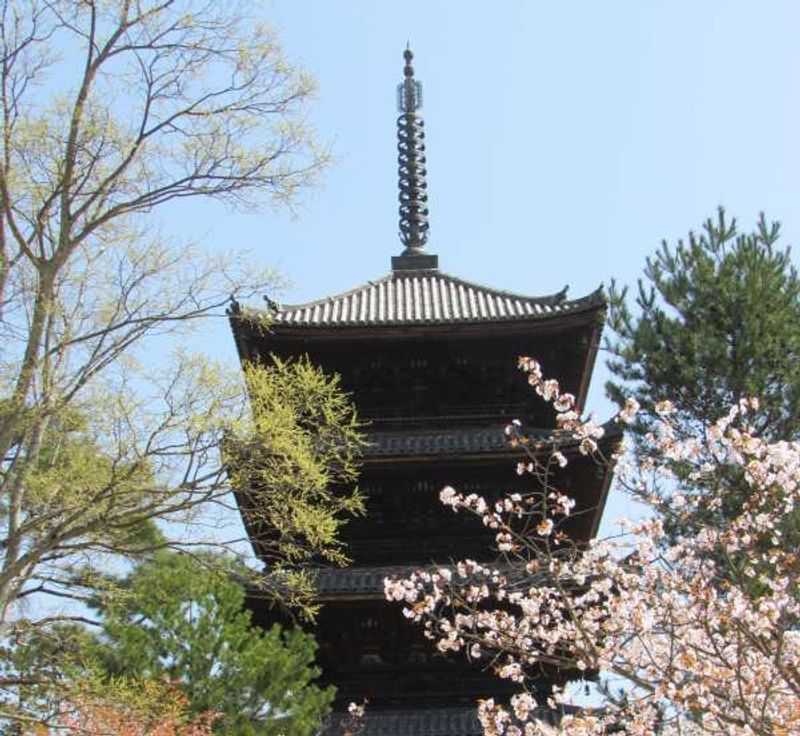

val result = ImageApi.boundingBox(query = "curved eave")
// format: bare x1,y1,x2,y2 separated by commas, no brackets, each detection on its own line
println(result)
314,562,550,601
230,301,606,356
274,302,604,330
362,420,623,464
322,706,570,736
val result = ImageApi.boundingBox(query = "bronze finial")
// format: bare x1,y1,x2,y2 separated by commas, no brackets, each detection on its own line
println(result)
394,46,436,270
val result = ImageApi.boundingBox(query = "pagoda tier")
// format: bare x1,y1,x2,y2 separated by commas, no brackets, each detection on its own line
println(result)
230,270,606,428
237,422,618,570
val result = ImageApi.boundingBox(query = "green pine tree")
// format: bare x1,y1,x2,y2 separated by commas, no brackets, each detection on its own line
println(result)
606,208,800,541
94,552,334,736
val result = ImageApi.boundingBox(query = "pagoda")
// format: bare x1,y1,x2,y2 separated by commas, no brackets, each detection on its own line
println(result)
229,49,615,735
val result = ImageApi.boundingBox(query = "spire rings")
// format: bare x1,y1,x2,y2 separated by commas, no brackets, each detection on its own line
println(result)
397,111,429,249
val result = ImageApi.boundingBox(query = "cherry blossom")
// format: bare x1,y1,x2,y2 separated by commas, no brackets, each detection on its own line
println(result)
386,357,800,736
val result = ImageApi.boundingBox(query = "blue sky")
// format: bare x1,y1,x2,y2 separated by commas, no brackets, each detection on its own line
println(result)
163,1,800,534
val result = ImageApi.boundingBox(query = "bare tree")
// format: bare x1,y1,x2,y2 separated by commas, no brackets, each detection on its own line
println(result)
0,2,357,723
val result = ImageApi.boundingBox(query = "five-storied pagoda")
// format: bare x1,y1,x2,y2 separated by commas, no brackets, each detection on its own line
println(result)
229,49,616,735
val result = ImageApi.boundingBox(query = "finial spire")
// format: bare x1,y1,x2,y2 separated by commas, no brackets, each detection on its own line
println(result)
398,46,422,113
392,46,437,271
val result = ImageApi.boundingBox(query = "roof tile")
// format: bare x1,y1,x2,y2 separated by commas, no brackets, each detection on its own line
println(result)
323,706,565,735
266,271,603,328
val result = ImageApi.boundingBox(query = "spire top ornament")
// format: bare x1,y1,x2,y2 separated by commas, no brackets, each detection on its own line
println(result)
392,46,437,271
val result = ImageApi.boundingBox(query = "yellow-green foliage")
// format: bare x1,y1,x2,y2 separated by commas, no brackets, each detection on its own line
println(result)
226,356,365,568
12,400,158,552
25,439,152,527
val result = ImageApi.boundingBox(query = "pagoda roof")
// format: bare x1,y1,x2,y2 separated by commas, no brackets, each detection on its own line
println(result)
322,705,565,735
365,425,510,457
362,424,616,459
262,270,603,329
313,563,548,599
316,564,422,597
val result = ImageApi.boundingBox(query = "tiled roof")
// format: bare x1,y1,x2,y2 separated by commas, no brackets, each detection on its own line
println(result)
315,565,416,596
314,563,549,597
266,271,603,328
323,706,563,735
365,426,511,456
363,424,617,458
